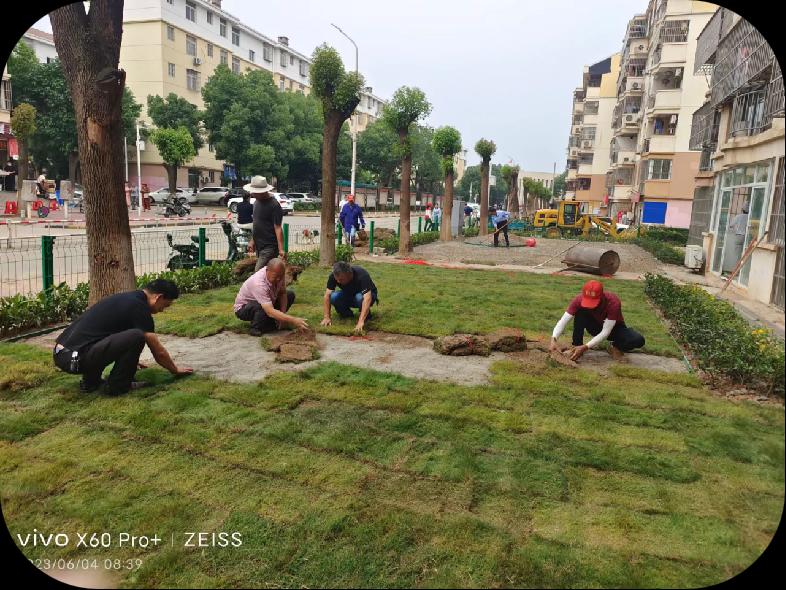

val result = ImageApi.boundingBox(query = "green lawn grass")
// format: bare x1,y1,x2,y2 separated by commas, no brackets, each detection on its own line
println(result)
0,263,782,588
156,262,681,357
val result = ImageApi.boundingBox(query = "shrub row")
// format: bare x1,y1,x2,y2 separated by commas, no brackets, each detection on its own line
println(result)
292,201,321,211
644,273,784,396
634,237,684,265
379,231,441,254
286,244,352,267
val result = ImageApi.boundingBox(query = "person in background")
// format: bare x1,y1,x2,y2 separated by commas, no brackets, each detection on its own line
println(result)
339,194,365,246
130,185,140,210
4,159,16,191
433,204,442,231
248,176,285,272
236,191,254,231
234,258,307,336
423,203,434,231
549,279,645,362
464,203,474,230
320,261,378,335
490,205,511,247
726,201,750,273
36,168,48,198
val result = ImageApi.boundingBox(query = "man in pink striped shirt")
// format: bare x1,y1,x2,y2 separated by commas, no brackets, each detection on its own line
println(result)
234,258,309,336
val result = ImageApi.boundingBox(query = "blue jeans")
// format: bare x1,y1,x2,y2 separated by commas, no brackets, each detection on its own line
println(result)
330,290,377,318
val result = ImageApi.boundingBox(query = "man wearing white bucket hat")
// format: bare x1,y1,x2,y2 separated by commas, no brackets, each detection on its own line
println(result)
246,176,285,272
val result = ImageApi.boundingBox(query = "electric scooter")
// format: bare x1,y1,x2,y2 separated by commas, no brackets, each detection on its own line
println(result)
166,220,247,270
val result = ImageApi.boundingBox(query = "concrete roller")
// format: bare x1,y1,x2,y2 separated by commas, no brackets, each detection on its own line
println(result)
562,244,620,275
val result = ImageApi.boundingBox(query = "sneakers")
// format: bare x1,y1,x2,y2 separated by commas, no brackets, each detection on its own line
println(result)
79,378,105,393
249,328,263,337
104,381,151,396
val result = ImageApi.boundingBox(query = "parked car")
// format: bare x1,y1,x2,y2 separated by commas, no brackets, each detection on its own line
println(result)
226,191,293,215
195,186,229,206
147,187,197,204
286,192,318,203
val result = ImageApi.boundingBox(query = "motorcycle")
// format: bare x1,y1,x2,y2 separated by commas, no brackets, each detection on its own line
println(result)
166,220,247,270
163,196,191,218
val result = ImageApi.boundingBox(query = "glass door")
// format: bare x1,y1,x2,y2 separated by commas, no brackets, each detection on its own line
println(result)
712,188,732,273
738,185,767,286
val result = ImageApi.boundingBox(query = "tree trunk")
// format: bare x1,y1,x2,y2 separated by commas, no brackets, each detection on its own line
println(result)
68,151,79,183
507,171,519,217
319,113,342,266
166,164,178,196
440,168,454,241
479,158,490,236
51,1,135,306
398,131,412,256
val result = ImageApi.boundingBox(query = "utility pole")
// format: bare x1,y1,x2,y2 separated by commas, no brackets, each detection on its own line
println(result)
135,123,142,218
331,23,358,198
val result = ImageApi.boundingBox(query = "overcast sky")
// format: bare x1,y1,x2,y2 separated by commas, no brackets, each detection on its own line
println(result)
35,0,648,172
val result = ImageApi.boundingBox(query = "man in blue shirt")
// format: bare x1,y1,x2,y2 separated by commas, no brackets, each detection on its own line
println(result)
463,204,473,230
339,194,366,245
490,206,511,247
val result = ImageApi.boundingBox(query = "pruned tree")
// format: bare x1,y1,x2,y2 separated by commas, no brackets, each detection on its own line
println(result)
474,139,496,235
147,93,203,195
432,126,462,241
10,103,36,191
50,0,134,304
382,86,432,255
309,44,363,266
149,127,197,197
501,164,520,218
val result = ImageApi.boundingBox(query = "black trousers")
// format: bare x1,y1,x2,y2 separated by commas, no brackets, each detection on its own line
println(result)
54,329,146,393
235,290,295,333
494,221,509,246
572,310,645,352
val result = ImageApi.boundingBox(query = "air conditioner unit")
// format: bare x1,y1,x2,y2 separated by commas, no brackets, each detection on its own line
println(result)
637,44,645,51
582,141,592,148
625,114,634,122
632,82,640,89
684,245,704,270
675,67,683,77
193,57,202,66
623,157,631,162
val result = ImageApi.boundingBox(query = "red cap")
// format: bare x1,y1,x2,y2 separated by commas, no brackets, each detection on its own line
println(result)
580,280,604,309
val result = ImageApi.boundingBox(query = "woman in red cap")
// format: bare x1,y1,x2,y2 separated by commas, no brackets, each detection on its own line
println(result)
549,279,645,362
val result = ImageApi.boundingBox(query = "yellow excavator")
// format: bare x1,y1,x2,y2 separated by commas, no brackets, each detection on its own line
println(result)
534,201,626,239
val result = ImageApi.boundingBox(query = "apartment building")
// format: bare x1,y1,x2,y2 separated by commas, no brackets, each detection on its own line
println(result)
121,0,385,189
629,0,716,228
0,65,12,168
688,7,784,308
565,53,620,215
453,149,467,184
21,27,58,63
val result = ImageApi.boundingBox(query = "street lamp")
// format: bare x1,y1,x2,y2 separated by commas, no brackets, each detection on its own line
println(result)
331,23,358,199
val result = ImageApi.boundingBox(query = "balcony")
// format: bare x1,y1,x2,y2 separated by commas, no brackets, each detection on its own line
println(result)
583,113,599,125
573,101,584,114
577,139,595,152
567,168,578,181
651,43,688,70
690,101,720,150
612,184,633,200
694,7,735,74
624,76,645,95
648,133,677,153
710,18,777,107
571,124,582,136
578,162,593,175
630,39,649,56
615,150,636,165
627,19,647,40
651,88,683,112
621,112,642,128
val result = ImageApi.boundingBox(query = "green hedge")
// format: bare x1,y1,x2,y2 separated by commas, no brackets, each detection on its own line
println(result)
286,244,352,267
642,227,689,246
634,237,684,265
644,273,784,396
380,231,440,254
293,201,321,211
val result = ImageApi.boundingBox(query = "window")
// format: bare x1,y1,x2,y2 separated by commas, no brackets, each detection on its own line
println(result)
168,63,175,77
220,18,227,37
279,78,285,91
206,10,213,25
581,126,596,141
209,171,215,182
232,56,240,74
220,49,228,65
167,25,175,41
1,79,11,110
186,69,200,91
232,27,240,46
368,96,373,108
299,60,307,76
207,43,213,57
263,44,272,62
186,35,196,56
298,84,304,94
208,144,214,153
185,1,196,22
249,49,255,62
646,159,672,180
166,0,173,4
290,55,295,65
280,51,287,67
